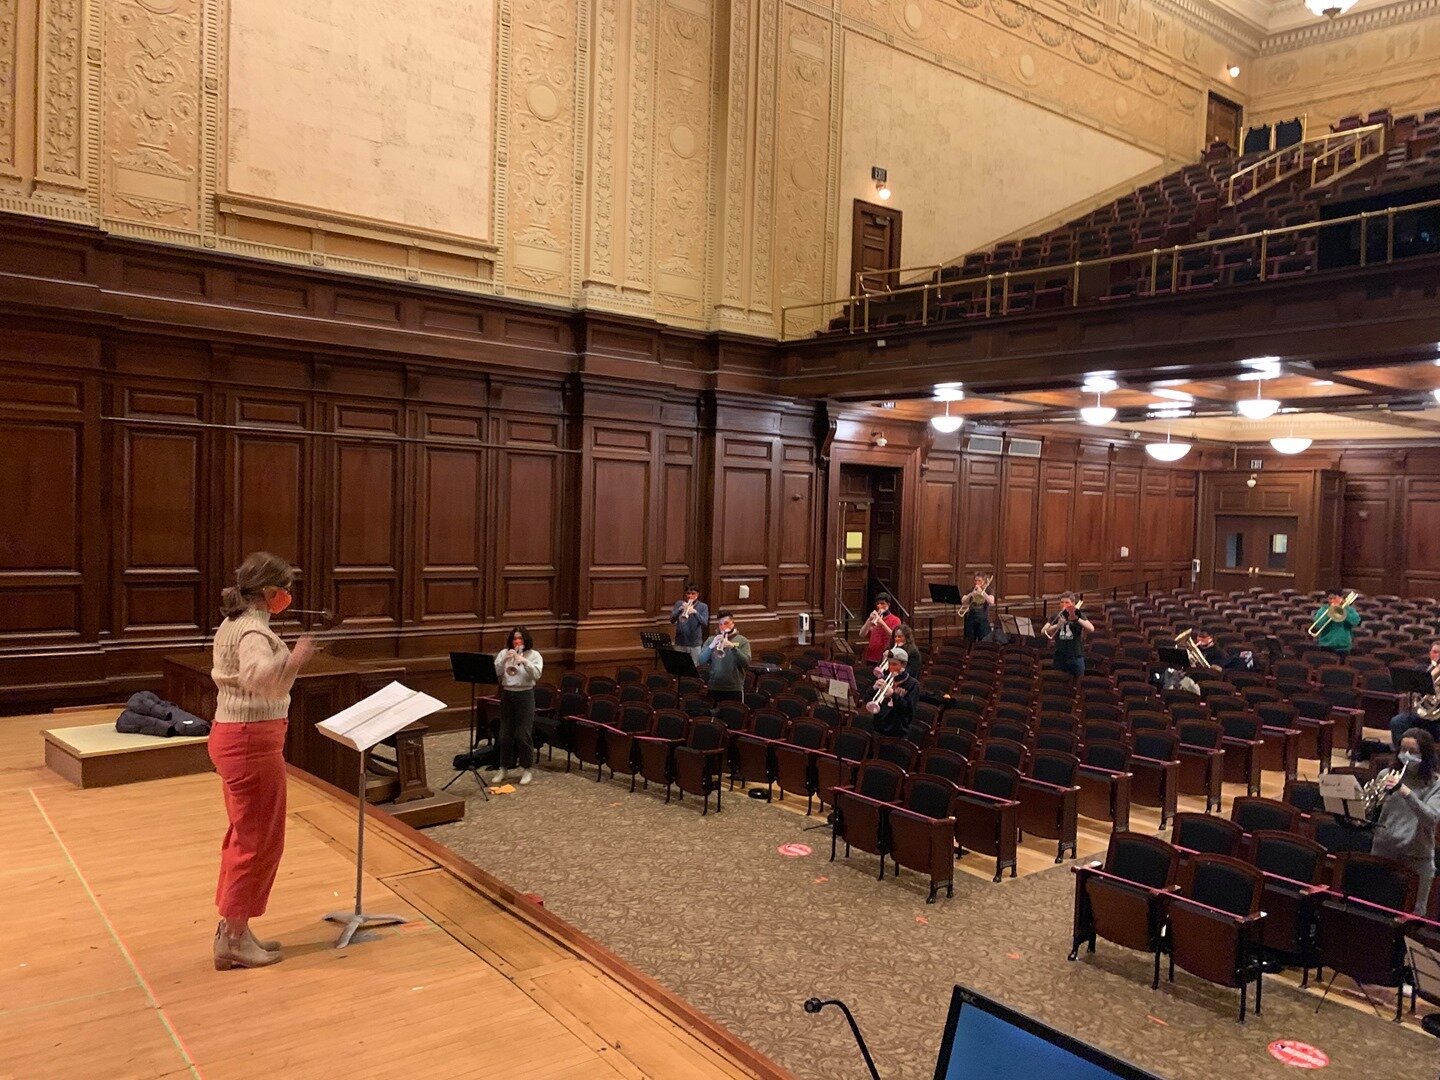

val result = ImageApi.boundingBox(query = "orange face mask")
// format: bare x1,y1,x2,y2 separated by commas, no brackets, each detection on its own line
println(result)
267,588,293,616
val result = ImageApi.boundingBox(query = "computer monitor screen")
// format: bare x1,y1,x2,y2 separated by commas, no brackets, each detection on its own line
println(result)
932,987,1161,1080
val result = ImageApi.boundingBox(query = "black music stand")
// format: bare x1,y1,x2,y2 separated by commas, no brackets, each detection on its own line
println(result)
640,630,673,669
658,646,701,680
443,650,499,798
1155,647,1191,670
928,583,963,648
1391,665,1434,696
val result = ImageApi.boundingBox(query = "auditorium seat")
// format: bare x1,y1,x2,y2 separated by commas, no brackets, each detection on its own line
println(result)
635,709,689,793
816,727,872,815
602,703,655,789
1164,855,1268,1021
1315,853,1418,1020
832,760,907,875
1171,811,1244,857
1076,739,1132,831
955,761,1022,882
888,775,960,902
1018,750,1081,863
734,709,788,795
1248,829,1328,979
774,718,830,813
1070,832,1179,987
1128,729,1181,829
671,719,729,814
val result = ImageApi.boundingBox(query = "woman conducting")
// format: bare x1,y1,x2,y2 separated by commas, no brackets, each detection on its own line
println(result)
489,626,544,786
1375,727,1440,914
209,552,315,970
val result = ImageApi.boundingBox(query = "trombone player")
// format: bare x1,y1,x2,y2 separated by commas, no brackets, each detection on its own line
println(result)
963,573,994,644
1310,588,1361,662
1041,593,1094,678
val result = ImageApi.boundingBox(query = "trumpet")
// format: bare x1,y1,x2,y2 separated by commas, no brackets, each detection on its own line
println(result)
679,598,697,620
1308,591,1358,638
1174,629,1212,670
865,670,896,714
709,628,734,655
502,648,521,678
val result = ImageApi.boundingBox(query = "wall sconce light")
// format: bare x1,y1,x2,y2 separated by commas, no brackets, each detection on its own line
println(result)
872,165,891,201
870,429,888,448
1227,63,1241,78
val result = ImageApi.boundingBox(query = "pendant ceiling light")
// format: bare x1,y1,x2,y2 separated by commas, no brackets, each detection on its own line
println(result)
1236,379,1280,420
1145,427,1191,462
930,399,964,433
1079,391,1116,426
1270,436,1313,454
1304,0,1356,17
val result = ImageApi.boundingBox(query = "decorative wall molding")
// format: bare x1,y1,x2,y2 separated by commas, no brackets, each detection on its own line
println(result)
1262,0,1440,53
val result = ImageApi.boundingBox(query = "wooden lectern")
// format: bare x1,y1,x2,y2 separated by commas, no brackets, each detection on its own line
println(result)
162,650,463,826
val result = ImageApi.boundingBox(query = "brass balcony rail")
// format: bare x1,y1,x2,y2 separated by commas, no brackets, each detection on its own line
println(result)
778,194,1440,341
1226,123,1385,206
855,262,944,296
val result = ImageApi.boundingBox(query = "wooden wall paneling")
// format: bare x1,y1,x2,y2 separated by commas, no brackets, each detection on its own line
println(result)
959,454,1001,583
415,405,488,626
1401,478,1440,597
1108,465,1141,589
998,456,1039,599
916,453,960,610
1169,470,1198,581
1074,462,1109,593
113,383,209,636
497,414,565,623
1314,471,1343,593
776,440,817,614
1341,474,1397,596
585,418,654,617
1037,460,1075,597
715,434,774,612
1138,470,1172,586
222,388,315,626
329,402,405,631
0,361,99,654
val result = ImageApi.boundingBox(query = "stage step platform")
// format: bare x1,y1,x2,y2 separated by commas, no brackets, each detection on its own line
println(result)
44,722,212,788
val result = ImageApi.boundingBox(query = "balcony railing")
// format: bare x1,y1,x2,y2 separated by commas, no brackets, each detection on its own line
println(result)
1225,123,1385,206
778,194,1440,341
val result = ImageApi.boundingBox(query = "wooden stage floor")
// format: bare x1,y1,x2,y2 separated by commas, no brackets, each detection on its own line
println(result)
0,707,792,1080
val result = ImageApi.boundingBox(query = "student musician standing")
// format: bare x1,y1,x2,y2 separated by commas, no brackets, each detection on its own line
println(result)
490,626,544,787
963,574,994,643
209,552,314,971
860,594,902,665
698,611,751,703
669,582,710,661
1041,593,1094,679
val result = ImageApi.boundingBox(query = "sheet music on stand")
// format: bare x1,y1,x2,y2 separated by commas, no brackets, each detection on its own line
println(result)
315,681,446,948
1317,772,1371,824
317,680,446,751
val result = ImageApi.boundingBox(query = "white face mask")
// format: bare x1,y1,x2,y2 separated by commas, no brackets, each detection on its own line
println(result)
1399,751,1421,767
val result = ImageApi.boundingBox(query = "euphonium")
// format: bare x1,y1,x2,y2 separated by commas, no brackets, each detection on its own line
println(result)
1174,629,1210,669
1359,765,1403,823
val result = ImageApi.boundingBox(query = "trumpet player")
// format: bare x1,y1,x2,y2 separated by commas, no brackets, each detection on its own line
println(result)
860,594,901,665
1041,592,1094,678
697,611,751,704
669,582,710,661
1311,587,1361,662
490,626,544,787
1371,728,1440,914
1390,641,1440,749
884,624,924,680
866,648,918,738
963,573,994,644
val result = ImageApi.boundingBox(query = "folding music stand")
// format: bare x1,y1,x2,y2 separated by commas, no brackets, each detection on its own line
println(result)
640,630,673,669
442,650,499,799
928,583,964,647
1390,665,1434,696
658,645,701,680
1155,647,1191,670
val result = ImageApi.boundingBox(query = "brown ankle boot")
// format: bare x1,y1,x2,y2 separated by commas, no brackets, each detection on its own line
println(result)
213,922,282,970
245,928,281,953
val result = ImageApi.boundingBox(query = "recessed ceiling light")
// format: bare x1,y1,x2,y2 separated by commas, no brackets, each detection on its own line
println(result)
933,384,965,402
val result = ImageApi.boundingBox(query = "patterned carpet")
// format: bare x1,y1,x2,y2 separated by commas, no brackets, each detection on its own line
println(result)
423,732,1437,1080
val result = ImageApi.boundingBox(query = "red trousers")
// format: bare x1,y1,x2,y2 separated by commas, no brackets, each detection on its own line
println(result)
209,719,288,921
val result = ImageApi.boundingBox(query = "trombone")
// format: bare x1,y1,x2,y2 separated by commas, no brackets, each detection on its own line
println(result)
1174,628,1211,669
968,575,994,604
1308,591,1358,638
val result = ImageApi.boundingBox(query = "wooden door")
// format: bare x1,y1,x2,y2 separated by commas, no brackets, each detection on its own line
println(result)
1206,93,1243,153
839,498,870,618
1213,515,1298,592
869,467,902,608
851,200,902,293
